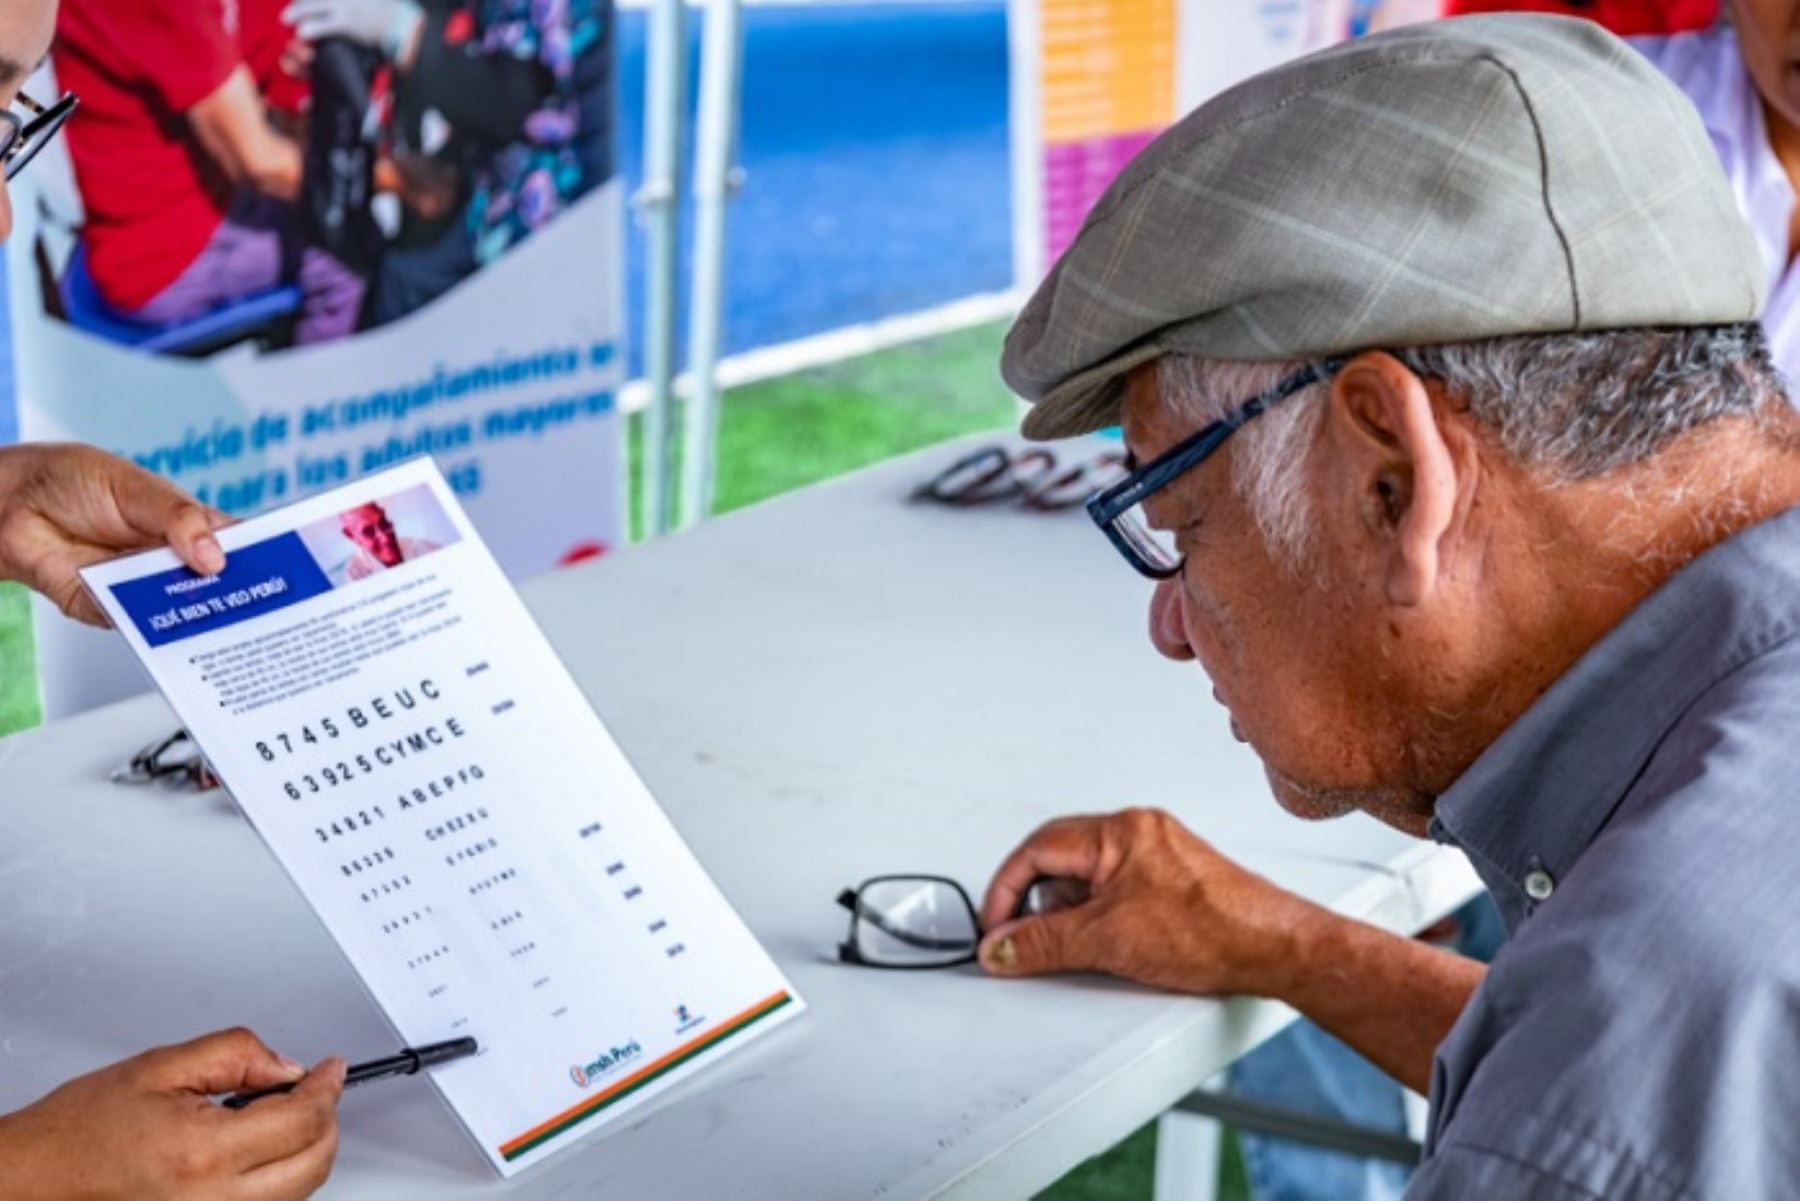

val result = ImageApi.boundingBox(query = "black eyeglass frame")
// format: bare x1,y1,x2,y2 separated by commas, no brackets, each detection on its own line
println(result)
0,90,77,181
110,727,219,791
1085,359,1343,580
836,874,982,970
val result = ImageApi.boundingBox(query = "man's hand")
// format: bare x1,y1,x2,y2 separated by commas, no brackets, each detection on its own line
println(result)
0,444,227,626
978,807,1490,1094
977,807,1316,994
0,1027,347,1201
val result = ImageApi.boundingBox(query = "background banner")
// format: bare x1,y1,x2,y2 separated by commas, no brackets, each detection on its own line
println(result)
9,3,624,718
1008,0,1444,287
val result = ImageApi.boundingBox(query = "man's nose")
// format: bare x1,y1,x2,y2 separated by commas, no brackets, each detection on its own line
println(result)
0,178,15,246
1148,578,1194,661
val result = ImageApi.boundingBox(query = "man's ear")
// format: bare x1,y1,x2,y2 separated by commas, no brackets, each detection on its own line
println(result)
1322,352,1458,607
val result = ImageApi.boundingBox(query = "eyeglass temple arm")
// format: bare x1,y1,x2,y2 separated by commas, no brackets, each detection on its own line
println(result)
1087,360,1341,525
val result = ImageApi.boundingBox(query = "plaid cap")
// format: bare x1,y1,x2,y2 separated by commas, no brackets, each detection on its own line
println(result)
1003,13,1766,440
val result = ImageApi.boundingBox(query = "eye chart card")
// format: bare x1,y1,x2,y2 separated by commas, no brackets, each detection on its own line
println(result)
81,459,803,1177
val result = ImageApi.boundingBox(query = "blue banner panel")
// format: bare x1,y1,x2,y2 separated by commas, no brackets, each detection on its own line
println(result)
109,532,333,648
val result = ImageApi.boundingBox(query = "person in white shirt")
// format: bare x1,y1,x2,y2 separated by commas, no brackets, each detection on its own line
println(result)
1636,2,1800,375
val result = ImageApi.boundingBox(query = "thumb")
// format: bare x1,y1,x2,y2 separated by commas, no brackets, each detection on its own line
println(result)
137,1028,308,1096
109,465,226,577
978,908,1091,978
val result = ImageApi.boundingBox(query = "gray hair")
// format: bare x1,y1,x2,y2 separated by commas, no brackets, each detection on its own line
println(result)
1158,324,1787,569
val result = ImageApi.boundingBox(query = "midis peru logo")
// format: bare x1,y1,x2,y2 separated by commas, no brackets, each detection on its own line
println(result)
569,1039,644,1089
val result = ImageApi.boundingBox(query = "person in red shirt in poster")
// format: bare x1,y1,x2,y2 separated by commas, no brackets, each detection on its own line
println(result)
52,0,365,345
1441,0,1719,33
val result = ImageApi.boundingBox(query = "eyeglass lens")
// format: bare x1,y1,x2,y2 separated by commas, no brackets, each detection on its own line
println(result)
1110,502,1184,575
851,878,980,967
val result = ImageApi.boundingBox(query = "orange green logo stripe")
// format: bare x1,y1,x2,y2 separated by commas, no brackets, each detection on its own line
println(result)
498,990,794,1161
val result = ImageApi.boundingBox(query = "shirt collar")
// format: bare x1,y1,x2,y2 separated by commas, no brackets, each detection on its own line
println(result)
1429,506,1800,930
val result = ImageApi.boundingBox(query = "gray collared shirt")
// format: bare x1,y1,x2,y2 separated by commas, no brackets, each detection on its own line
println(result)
1410,506,1800,1200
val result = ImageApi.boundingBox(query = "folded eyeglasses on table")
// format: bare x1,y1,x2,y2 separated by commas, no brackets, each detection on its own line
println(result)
835,875,1090,968
911,445,1127,511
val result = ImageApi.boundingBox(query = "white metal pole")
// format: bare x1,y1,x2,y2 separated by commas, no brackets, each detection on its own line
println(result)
679,0,744,528
635,0,686,538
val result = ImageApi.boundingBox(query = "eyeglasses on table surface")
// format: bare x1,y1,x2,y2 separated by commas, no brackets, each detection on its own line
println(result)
0,90,77,181
912,445,1127,511
836,874,1090,969
111,728,220,793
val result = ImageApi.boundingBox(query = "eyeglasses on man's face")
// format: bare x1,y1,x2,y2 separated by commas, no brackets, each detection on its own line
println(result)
0,90,77,181
1085,360,1342,580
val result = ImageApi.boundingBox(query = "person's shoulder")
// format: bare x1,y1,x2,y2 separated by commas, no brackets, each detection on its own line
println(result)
1438,884,1800,1199
1537,633,1800,980
1626,22,1738,93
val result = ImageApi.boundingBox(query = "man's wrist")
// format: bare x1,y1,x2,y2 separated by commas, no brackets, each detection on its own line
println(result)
0,1105,53,1199
1234,886,1335,1001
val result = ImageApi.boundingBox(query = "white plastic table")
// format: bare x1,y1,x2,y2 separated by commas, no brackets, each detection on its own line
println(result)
0,438,1480,1199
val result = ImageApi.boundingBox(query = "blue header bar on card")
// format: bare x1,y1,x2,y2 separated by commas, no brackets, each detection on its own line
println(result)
110,532,333,648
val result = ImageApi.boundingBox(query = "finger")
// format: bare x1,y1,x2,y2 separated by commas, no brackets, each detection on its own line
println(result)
221,1058,346,1176
26,537,115,628
978,907,1096,977
134,1028,308,1096
979,817,1107,932
106,462,225,575
167,506,227,578
235,1117,339,1201
59,580,110,628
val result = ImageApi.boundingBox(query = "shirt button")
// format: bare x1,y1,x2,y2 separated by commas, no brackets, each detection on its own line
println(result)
1523,869,1556,901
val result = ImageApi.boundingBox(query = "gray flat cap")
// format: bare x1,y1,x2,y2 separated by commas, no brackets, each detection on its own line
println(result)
1005,13,1766,440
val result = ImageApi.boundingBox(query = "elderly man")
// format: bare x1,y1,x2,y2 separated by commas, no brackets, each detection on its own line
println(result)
338,499,439,581
979,13,1800,1196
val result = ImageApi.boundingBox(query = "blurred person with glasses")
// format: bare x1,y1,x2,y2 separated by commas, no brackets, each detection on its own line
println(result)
982,15,1800,1200
0,5,348,1197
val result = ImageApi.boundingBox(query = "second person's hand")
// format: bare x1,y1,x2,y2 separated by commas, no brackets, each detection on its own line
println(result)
0,444,227,626
0,1027,347,1200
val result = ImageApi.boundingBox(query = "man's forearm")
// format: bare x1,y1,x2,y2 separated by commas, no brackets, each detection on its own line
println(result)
1259,905,1486,1094
187,67,303,202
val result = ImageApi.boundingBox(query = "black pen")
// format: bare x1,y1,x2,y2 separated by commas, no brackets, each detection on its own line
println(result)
221,1037,479,1109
